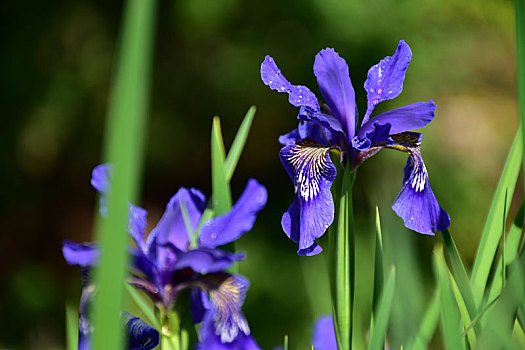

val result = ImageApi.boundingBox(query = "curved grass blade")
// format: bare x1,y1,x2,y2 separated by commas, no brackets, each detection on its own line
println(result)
224,106,256,182
471,125,522,307
487,201,524,307
372,206,384,323
433,246,465,350
91,0,157,349
125,283,161,330
440,229,479,336
368,266,396,350
448,270,476,348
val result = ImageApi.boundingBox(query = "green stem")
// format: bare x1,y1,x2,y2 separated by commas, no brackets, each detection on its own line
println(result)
330,162,355,350
517,0,525,192
160,310,181,350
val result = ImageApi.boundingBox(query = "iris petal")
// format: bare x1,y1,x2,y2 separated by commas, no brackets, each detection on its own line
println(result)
172,248,244,274
199,179,267,248
123,312,160,350
147,187,206,255
62,241,99,267
280,138,337,255
202,274,252,344
314,48,357,141
261,55,319,110
312,316,337,350
358,101,436,139
362,40,412,124
387,132,450,234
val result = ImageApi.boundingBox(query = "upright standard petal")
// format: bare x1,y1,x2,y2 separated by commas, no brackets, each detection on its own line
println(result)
148,187,206,254
357,101,436,141
261,55,319,110
91,163,112,193
387,132,450,234
129,204,148,252
199,179,267,248
280,138,337,255
312,316,337,350
314,48,357,141
362,40,412,124
279,118,339,147
63,241,99,267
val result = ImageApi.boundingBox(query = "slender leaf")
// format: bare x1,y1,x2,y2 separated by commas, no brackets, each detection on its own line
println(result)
368,267,396,350
433,246,465,350
91,0,156,349
471,125,522,306
179,198,197,248
478,258,525,349
331,165,355,350
284,334,289,350
406,289,440,350
211,117,232,216
441,229,478,336
125,284,161,330
448,270,476,348
487,201,524,306
66,302,79,350
372,206,384,322
224,106,256,182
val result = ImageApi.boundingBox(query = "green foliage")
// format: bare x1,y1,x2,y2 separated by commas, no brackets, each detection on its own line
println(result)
91,0,157,349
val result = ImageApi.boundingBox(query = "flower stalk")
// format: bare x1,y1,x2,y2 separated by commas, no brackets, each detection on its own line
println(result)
329,154,356,350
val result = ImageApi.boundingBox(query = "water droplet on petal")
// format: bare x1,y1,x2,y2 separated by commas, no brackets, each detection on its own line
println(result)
211,232,217,239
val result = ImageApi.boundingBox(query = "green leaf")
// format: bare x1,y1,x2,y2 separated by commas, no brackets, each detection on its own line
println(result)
433,246,465,350
331,165,355,350
91,0,157,349
440,229,479,336
478,258,525,349
487,201,524,307
372,206,384,323
224,106,256,182
471,125,522,306
448,270,476,348
211,116,232,216
368,266,396,350
179,197,197,248
125,284,161,330
66,302,79,350
406,289,440,350
284,334,289,350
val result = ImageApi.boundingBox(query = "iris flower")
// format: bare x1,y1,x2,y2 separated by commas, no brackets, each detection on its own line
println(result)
63,164,266,349
312,316,337,350
261,40,450,255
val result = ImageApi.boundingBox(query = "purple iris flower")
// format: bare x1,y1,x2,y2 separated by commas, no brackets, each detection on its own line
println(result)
261,40,450,255
64,164,266,348
312,316,337,350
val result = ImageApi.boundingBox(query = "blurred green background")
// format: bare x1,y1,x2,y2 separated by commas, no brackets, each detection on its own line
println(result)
0,0,520,348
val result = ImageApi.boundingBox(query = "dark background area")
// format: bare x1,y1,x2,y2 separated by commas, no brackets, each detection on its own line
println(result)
0,0,520,348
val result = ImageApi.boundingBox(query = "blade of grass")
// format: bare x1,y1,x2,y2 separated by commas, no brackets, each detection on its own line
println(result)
331,165,355,350
440,229,479,335
224,106,256,182
486,201,524,306
368,266,396,350
125,283,161,330
433,246,465,350
284,334,289,350
66,302,79,350
211,117,232,216
372,206,384,324
91,0,156,349
447,270,476,348
478,257,525,349
406,289,440,350
471,125,522,307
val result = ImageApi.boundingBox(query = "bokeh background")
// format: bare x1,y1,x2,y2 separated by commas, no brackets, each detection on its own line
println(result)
1,0,520,348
